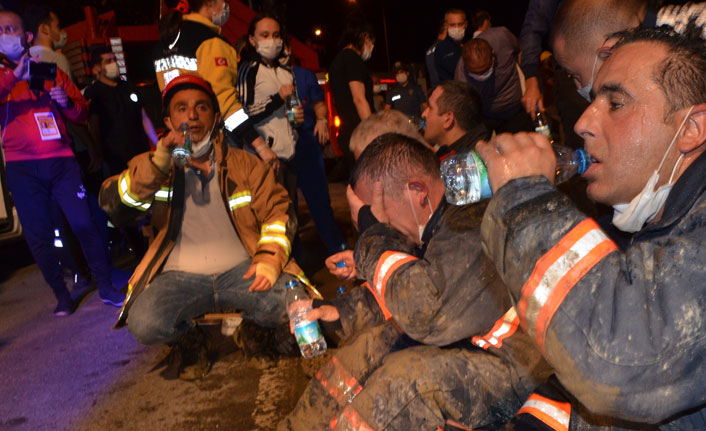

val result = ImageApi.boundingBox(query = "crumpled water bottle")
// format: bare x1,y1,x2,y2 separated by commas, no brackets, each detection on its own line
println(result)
440,145,591,205
172,122,192,167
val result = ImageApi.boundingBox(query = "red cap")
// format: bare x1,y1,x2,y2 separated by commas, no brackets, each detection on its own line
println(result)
162,74,220,113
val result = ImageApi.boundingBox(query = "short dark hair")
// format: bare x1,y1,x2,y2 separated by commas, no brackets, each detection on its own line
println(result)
350,133,439,194
241,12,285,62
611,24,706,121
472,10,491,31
436,81,483,133
462,38,492,68
551,0,646,56
90,46,112,67
339,12,374,51
445,8,467,21
21,3,53,36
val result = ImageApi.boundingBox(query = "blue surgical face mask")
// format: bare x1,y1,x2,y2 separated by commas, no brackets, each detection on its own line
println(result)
0,34,25,62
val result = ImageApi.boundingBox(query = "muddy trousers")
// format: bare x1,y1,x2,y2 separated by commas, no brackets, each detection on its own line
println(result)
280,324,530,431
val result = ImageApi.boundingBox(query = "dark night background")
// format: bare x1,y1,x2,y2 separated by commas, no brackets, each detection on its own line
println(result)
0,0,532,73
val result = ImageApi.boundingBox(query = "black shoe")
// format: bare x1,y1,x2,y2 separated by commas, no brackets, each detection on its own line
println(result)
99,288,126,307
54,299,73,317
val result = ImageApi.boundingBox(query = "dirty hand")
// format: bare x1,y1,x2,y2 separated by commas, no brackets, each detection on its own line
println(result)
288,299,340,334
243,263,273,292
278,84,294,100
325,250,356,280
521,76,544,120
13,52,31,81
49,86,70,108
313,119,329,144
475,132,557,193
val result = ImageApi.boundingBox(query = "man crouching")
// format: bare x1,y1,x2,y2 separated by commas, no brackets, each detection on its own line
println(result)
99,75,302,358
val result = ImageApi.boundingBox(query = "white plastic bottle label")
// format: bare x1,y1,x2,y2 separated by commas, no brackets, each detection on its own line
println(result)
294,320,321,345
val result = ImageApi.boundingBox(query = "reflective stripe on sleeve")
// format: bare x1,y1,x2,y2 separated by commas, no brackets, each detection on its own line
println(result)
258,234,291,257
316,356,363,406
118,171,152,211
261,221,287,234
472,307,519,350
332,405,375,431
154,187,173,202
229,191,252,210
517,219,617,350
371,251,418,319
517,393,571,431
224,108,250,132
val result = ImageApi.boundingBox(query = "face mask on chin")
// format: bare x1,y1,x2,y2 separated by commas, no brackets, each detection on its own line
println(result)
0,34,25,62
104,61,120,80
190,118,218,158
611,105,695,232
406,184,434,243
53,31,67,50
256,38,283,61
468,63,494,82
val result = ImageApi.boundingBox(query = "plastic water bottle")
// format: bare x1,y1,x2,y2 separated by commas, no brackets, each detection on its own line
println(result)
534,105,554,143
285,279,327,358
172,122,192,167
286,88,300,126
440,145,591,205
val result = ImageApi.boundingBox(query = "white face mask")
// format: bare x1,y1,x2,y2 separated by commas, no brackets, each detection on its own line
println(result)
53,31,67,50
361,44,374,61
468,63,494,82
448,27,465,41
190,118,218,158
104,61,120,79
211,2,230,26
395,73,408,84
0,34,25,62
612,106,695,232
406,185,434,242
576,53,599,102
256,38,283,61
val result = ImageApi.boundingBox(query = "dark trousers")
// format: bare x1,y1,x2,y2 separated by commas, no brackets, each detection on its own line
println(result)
5,157,112,303
296,129,348,255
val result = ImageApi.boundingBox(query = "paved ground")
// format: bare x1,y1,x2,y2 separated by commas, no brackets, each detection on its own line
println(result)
0,183,354,431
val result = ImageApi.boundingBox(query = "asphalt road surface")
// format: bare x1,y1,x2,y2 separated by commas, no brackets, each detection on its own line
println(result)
0,183,354,431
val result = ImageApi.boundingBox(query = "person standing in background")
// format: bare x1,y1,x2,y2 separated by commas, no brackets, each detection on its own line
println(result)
24,3,71,81
434,9,467,82
328,13,375,177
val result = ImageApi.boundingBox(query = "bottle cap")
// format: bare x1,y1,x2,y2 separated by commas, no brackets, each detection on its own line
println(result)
336,261,347,268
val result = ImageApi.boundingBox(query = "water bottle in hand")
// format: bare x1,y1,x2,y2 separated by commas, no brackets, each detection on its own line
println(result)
173,122,192,167
286,88,300,126
285,279,327,358
441,145,591,205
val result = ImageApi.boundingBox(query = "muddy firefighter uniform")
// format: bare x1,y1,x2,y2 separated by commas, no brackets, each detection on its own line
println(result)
152,13,259,145
481,152,706,430
279,199,552,431
99,129,306,330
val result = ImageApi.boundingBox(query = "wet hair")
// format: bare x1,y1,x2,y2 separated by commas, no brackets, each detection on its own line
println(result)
551,0,646,56
21,3,53,36
350,133,440,194
612,24,706,121
436,81,483,133
338,12,374,51
90,46,112,67
349,110,427,157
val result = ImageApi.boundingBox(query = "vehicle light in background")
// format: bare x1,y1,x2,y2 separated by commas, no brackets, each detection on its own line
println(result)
334,116,341,128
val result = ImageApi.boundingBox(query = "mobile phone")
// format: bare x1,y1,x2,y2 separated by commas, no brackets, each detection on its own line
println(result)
29,61,57,92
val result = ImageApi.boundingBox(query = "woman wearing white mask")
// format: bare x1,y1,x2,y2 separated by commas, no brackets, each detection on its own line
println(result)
154,0,278,171
328,13,376,177
237,13,303,202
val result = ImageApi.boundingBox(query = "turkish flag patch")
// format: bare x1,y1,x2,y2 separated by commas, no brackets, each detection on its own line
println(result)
215,57,228,66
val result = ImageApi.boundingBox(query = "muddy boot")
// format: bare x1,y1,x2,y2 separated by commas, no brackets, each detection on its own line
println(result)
232,319,277,359
274,321,299,357
152,327,206,380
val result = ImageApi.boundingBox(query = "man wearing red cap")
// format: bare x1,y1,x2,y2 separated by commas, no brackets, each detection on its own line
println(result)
99,75,304,354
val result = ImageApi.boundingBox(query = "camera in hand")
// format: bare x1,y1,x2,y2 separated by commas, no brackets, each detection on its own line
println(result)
29,61,57,92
